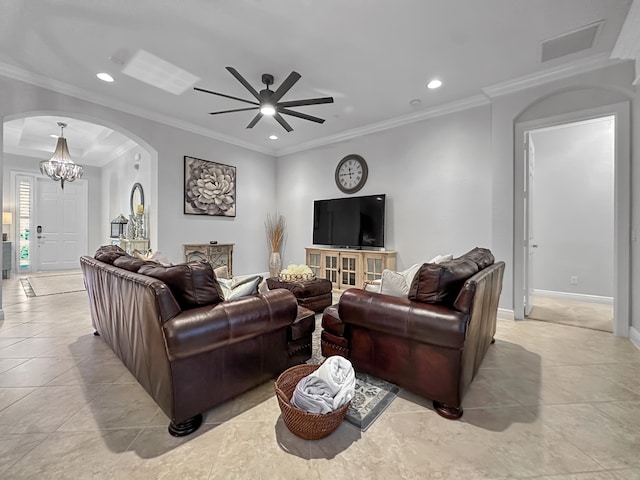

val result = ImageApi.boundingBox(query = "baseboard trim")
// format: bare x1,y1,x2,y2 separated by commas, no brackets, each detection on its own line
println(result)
630,326,640,351
532,289,613,305
497,308,515,321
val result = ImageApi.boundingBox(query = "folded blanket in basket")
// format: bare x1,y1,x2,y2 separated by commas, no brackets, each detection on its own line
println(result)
291,375,334,414
310,356,355,410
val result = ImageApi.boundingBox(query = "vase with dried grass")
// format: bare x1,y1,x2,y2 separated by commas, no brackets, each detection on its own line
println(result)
265,213,286,278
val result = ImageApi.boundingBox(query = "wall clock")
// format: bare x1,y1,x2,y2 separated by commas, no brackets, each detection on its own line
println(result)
335,154,368,194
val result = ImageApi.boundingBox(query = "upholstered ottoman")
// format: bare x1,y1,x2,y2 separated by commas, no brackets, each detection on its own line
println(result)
287,306,316,366
266,277,333,312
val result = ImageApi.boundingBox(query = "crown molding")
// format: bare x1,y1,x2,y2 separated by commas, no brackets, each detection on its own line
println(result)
0,61,275,156
482,53,626,98
610,0,640,85
275,94,489,157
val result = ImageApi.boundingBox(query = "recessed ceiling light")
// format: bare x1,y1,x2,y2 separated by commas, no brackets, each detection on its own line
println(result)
49,134,59,138
409,99,422,106
268,135,278,140
427,79,442,89
97,72,115,82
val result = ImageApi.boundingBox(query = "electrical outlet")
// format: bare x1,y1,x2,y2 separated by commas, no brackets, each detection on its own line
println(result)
570,276,578,285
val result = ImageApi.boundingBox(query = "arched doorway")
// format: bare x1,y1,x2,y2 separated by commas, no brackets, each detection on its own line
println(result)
1,111,158,307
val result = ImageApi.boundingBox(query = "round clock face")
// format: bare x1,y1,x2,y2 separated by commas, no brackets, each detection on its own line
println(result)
335,154,368,194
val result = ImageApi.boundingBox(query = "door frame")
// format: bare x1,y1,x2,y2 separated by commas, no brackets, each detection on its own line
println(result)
513,102,630,337
10,171,88,273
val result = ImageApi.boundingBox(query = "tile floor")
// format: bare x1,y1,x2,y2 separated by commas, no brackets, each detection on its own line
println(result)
0,273,639,479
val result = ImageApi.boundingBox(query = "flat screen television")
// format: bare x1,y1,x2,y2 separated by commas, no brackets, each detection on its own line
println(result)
313,194,386,248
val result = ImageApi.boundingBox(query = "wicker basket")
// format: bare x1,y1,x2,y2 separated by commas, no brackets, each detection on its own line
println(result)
278,272,315,282
275,364,350,440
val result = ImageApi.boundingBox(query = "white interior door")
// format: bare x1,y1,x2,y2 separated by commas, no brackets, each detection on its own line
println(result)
35,179,87,271
523,134,536,316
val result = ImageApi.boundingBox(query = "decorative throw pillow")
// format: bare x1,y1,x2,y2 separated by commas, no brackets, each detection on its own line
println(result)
218,275,263,301
408,259,479,305
113,255,147,272
150,251,172,266
213,265,230,280
378,263,421,297
95,245,127,264
428,253,454,264
380,269,407,297
133,249,153,261
138,261,224,310
459,247,494,269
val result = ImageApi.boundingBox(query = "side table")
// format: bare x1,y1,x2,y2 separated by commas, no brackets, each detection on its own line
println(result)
266,277,333,313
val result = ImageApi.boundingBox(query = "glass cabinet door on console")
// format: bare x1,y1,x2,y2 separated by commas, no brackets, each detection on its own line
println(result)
364,253,385,283
339,253,360,290
322,252,339,289
307,251,321,278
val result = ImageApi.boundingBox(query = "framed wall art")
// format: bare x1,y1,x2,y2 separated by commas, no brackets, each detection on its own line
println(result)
184,156,236,217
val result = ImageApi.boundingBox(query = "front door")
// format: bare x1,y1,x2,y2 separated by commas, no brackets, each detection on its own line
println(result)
35,178,87,271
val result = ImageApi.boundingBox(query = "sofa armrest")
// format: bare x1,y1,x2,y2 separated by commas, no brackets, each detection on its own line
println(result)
338,289,468,349
163,289,298,360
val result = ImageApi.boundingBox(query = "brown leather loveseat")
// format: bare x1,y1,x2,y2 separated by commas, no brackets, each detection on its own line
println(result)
80,246,313,436
321,247,504,419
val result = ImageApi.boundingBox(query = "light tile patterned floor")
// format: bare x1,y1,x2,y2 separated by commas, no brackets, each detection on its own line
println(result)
0,273,639,479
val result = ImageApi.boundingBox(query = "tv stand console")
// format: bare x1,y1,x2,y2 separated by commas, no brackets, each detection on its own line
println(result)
305,247,397,291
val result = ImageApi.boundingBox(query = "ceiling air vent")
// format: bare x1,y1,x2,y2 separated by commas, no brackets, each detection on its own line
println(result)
540,21,602,63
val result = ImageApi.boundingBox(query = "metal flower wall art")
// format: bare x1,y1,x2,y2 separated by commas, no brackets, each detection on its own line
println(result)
184,156,236,217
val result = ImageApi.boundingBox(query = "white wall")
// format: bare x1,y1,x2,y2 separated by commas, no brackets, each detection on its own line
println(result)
0,76,277,276
1,152,102,258
101,148,152,245
530,118,614,297
276,105,493,271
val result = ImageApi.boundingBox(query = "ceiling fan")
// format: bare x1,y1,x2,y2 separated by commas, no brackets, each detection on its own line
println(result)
194,67,334,132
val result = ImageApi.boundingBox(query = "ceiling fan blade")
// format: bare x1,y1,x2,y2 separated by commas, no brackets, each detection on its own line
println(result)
273,113,293,132
226,67,262,101
209,107,259,115
280,108,325,124
246,112,263,129
270,71,302,103
194,87,259,106
277,97,334,108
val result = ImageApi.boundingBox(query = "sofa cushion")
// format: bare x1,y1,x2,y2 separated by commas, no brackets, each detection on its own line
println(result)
95,245,127,264
408,259,479,305
113,255,147,272
459,247,494,270
138,261,224,310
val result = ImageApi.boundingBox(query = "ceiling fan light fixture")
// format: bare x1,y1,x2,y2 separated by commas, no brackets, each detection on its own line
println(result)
268,135,278,140
260,104,276,116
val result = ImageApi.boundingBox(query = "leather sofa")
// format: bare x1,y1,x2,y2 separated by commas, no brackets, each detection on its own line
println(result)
80,246,314,436
321,248,504,419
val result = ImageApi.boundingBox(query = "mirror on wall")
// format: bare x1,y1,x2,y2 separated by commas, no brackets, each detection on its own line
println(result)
130,182,145,216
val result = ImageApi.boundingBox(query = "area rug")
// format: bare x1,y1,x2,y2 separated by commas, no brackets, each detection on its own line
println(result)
345,371,400,431
23,272,86,297
308,313,400,432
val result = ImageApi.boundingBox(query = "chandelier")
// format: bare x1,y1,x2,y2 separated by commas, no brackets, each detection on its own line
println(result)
40,122,84,189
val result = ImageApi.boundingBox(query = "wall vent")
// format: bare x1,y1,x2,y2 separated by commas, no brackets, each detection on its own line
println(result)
540,21,602,63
